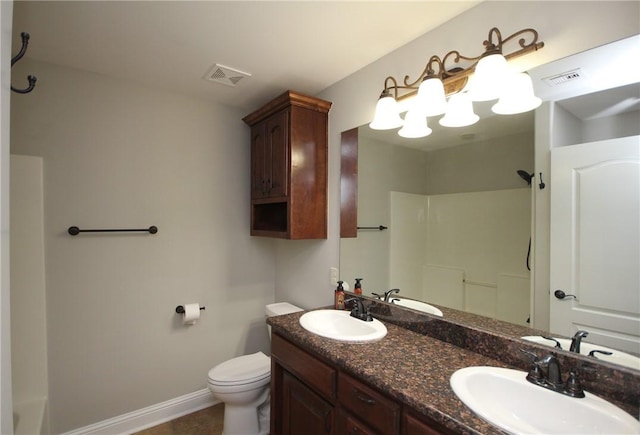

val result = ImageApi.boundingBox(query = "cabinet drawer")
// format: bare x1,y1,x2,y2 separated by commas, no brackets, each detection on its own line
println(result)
271,333,336,401
338,372,399,435
337,407,379,435
403,410,456,435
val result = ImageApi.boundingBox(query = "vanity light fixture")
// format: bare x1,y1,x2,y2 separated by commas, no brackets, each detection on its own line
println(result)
370,27,544,138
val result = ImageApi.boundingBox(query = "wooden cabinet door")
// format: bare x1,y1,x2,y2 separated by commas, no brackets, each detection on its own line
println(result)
250,111,289,199
250,122,268,199
282,371,334,435
265,109,288,198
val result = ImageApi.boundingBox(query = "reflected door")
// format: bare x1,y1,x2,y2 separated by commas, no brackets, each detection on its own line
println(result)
550,136,640,355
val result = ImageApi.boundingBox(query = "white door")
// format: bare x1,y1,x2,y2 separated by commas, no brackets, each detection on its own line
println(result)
550,136,640,355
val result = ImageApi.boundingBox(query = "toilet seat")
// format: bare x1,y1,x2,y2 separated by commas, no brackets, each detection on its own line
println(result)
208,352,270,387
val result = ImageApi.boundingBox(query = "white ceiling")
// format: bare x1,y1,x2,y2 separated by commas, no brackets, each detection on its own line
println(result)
12,1,480,111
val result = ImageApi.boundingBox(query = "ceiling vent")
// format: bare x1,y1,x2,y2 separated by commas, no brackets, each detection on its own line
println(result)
542,68,584,87
202,64,251,87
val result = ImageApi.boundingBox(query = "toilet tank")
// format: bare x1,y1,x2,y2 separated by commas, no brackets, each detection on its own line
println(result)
265,302,303,339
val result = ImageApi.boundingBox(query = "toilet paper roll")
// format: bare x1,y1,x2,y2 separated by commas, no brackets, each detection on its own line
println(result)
183,303,201,325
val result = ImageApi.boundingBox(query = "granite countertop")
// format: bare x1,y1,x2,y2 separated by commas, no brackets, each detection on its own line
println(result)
268,310,512,435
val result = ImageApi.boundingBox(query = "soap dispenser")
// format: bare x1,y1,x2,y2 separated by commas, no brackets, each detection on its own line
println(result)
354,278,363,295
335,281,345,310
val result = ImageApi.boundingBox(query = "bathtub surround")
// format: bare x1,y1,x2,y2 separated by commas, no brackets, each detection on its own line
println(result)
388,189,531,324
9,155,49,435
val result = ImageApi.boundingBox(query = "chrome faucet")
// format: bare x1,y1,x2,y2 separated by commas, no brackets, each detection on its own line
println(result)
345,297,373,322
372,288,400,302
521,350,585,398
570,330,589,353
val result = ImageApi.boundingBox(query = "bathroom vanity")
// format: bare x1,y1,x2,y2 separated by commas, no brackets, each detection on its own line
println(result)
267,301,640,434
269,314,510,434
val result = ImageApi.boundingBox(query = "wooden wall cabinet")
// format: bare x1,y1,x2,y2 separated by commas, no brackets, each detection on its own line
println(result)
243,91,331,239
270,333,454,435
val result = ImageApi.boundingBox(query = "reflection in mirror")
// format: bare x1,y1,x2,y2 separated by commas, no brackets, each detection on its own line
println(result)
340,35,640,372
341,108,534,328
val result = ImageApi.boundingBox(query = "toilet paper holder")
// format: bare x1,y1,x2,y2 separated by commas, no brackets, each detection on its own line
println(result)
175,305,206,314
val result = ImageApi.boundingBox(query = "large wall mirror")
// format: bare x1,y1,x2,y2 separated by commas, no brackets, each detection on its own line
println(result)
340,35,640,372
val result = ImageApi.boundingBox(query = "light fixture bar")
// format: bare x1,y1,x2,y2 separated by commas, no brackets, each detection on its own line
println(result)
382,27,544,102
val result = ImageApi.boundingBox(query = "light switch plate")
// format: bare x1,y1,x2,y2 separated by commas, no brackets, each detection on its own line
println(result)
330,267,339,287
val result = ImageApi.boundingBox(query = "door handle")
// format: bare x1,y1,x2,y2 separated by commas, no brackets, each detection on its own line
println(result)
554,289,577,300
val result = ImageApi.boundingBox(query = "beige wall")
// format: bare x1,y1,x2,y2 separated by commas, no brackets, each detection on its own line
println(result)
10,60,277,433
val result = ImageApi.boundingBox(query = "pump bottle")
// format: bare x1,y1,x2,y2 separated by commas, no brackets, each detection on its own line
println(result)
334,281,345,310
354,278,363,295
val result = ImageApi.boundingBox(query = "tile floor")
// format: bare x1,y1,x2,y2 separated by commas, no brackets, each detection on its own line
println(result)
132,403,224,435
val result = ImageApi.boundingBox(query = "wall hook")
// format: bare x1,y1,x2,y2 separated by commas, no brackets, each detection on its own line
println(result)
11,32,37,94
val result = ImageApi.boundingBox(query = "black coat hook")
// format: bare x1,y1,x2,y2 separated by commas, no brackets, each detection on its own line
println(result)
11,32,37,94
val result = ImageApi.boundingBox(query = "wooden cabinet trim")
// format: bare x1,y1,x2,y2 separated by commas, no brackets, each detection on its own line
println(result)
243,90,331,126
340,127,358,238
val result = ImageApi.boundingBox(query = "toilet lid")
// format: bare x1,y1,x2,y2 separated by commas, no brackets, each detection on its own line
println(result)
208,352,270,385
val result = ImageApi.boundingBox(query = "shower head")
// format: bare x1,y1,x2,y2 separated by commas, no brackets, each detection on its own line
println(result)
517,170,533,185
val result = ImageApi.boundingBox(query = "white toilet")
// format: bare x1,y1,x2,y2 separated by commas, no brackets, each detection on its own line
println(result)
207,302,303,435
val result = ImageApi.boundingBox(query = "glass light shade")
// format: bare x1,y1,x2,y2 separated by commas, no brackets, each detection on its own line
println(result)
492,72,542,115
417,77,447,117
439,92,479,128
469,53,508,102
369,94,403,130
398,109,432,138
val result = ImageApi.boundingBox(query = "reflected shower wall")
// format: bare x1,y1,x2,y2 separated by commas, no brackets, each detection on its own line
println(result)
390,189,531,326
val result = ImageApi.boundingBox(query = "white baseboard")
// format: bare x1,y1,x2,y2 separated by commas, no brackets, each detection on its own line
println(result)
61,389,218,435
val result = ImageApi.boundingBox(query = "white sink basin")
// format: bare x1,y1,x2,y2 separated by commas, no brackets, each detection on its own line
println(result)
299,309,387,342
392,298,443,316
521,336,640,371
450,366,640,434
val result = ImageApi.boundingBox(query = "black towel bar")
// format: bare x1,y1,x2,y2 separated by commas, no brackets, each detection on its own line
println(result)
357,225,388,231
68,226,158,235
